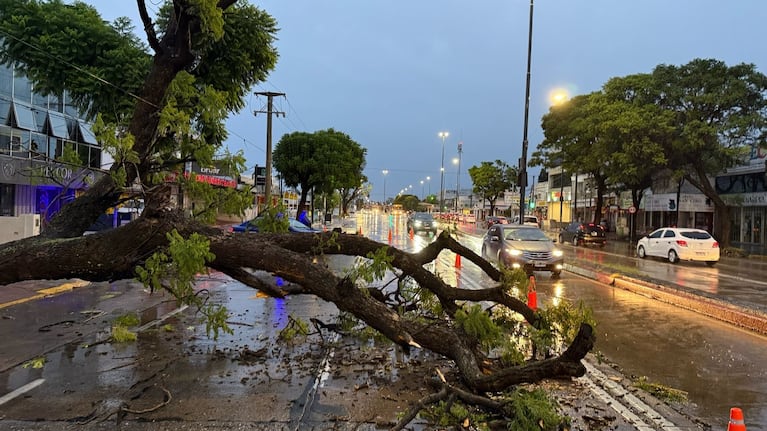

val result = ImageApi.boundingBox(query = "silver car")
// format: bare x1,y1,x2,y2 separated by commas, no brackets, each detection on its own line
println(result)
481,224,564,278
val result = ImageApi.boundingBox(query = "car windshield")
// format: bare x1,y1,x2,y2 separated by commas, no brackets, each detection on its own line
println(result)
680,230,712,240
413,213,433,221
503,227,549,241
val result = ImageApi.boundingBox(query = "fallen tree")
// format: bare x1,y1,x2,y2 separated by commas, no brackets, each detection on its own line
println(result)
0,2,594,428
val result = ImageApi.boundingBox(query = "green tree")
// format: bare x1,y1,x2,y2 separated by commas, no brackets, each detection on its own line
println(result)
648,59,767,246
272,129,367,217
600,74,674,238
0,0,278,236
533,93,612,225
393,194,420,212
468,160,517,216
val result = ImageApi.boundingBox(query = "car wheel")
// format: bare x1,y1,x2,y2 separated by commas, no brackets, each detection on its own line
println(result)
668,249,679,264
558,234,564,243
637,245,646,258
572,236,579,247
705,261,717,267
481,245,487,259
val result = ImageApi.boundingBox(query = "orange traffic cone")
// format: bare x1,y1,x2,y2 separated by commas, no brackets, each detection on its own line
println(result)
527,275,537,311
454,253,461,268
409,228,414,239
358,226,362,235
388,229,392,243
728,407,746,431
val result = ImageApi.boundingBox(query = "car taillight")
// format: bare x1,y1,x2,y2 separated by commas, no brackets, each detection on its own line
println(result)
676,240,688,247
712,241,719,248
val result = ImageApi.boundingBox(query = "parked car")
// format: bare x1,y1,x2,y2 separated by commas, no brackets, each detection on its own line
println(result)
481,224,563,278
406,212,438,235
559,222,607,247
231,217,320,233
511,215,540,227
484,216,508,228
636,227,719,266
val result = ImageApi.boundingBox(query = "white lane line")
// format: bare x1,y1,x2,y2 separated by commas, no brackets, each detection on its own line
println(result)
583,361,682,431
0,378,45,406
135,305,189,332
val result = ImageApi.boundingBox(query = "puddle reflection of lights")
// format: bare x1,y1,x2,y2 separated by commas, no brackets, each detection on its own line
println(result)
551,281,565,307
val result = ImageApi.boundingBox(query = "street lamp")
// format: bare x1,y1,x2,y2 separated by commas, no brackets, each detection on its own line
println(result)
518,0,534,225
438,131,449,213
382,169,389,205
420,180,425,200
426,176,431,197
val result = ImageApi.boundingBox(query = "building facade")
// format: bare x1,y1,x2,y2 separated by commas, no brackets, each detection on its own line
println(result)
0,63,104,244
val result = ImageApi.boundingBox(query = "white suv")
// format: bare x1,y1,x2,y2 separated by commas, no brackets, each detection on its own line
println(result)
512,215,540,227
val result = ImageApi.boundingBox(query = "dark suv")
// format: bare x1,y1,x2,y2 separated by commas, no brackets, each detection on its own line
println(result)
559,222,606,247
407,212,438,235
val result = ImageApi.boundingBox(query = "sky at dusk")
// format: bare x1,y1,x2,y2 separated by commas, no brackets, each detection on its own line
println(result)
82,1,767,202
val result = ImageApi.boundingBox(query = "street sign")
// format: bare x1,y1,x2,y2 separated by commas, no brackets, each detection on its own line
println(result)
628,206,636,214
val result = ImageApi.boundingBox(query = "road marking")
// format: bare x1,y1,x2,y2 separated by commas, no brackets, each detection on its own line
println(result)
0,378,45,406
0,280,91,310
582,361,682,431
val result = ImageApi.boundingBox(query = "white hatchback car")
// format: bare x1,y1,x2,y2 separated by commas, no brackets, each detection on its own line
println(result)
636,227,720,266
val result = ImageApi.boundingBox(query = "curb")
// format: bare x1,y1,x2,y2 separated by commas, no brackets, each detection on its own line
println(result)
565,263,767,336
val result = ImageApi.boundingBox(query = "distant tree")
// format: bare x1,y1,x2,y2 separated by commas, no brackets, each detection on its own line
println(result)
393,194,420,212
468,160,516,216
273,129,366,217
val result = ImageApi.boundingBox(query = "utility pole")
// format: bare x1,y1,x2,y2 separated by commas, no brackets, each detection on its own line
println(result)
254,91,285,209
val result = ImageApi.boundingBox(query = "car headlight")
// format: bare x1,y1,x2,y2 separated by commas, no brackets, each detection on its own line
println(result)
553,249,563,257
415,221,423,226
507,249,523,256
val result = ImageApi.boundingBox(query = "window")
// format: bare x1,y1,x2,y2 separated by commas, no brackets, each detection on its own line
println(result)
0,184,14,216
11,102,37,131
12,69,32,103
663,230,676,238
0,65,13,98
0,98,10,125
77,121,98,145
47,112,70,138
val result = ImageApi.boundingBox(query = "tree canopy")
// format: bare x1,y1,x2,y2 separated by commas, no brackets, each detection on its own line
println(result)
533,58,767,243
468,160,517,216
272,128,367,215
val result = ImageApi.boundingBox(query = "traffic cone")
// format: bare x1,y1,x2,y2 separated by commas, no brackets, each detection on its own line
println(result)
388,229,392,243
727,407,746,431
358,226,362,235
409,228,414,239
454,253,461,268
527,275,537,311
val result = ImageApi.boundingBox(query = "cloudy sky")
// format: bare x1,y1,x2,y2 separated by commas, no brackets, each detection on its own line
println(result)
83,1,767,201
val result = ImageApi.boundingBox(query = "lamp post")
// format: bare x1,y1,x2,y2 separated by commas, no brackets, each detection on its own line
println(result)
518,0,534,225
452,157,460,212
382,169,389,205
438,131,449,213
427,176,431,197
420,180,425,200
